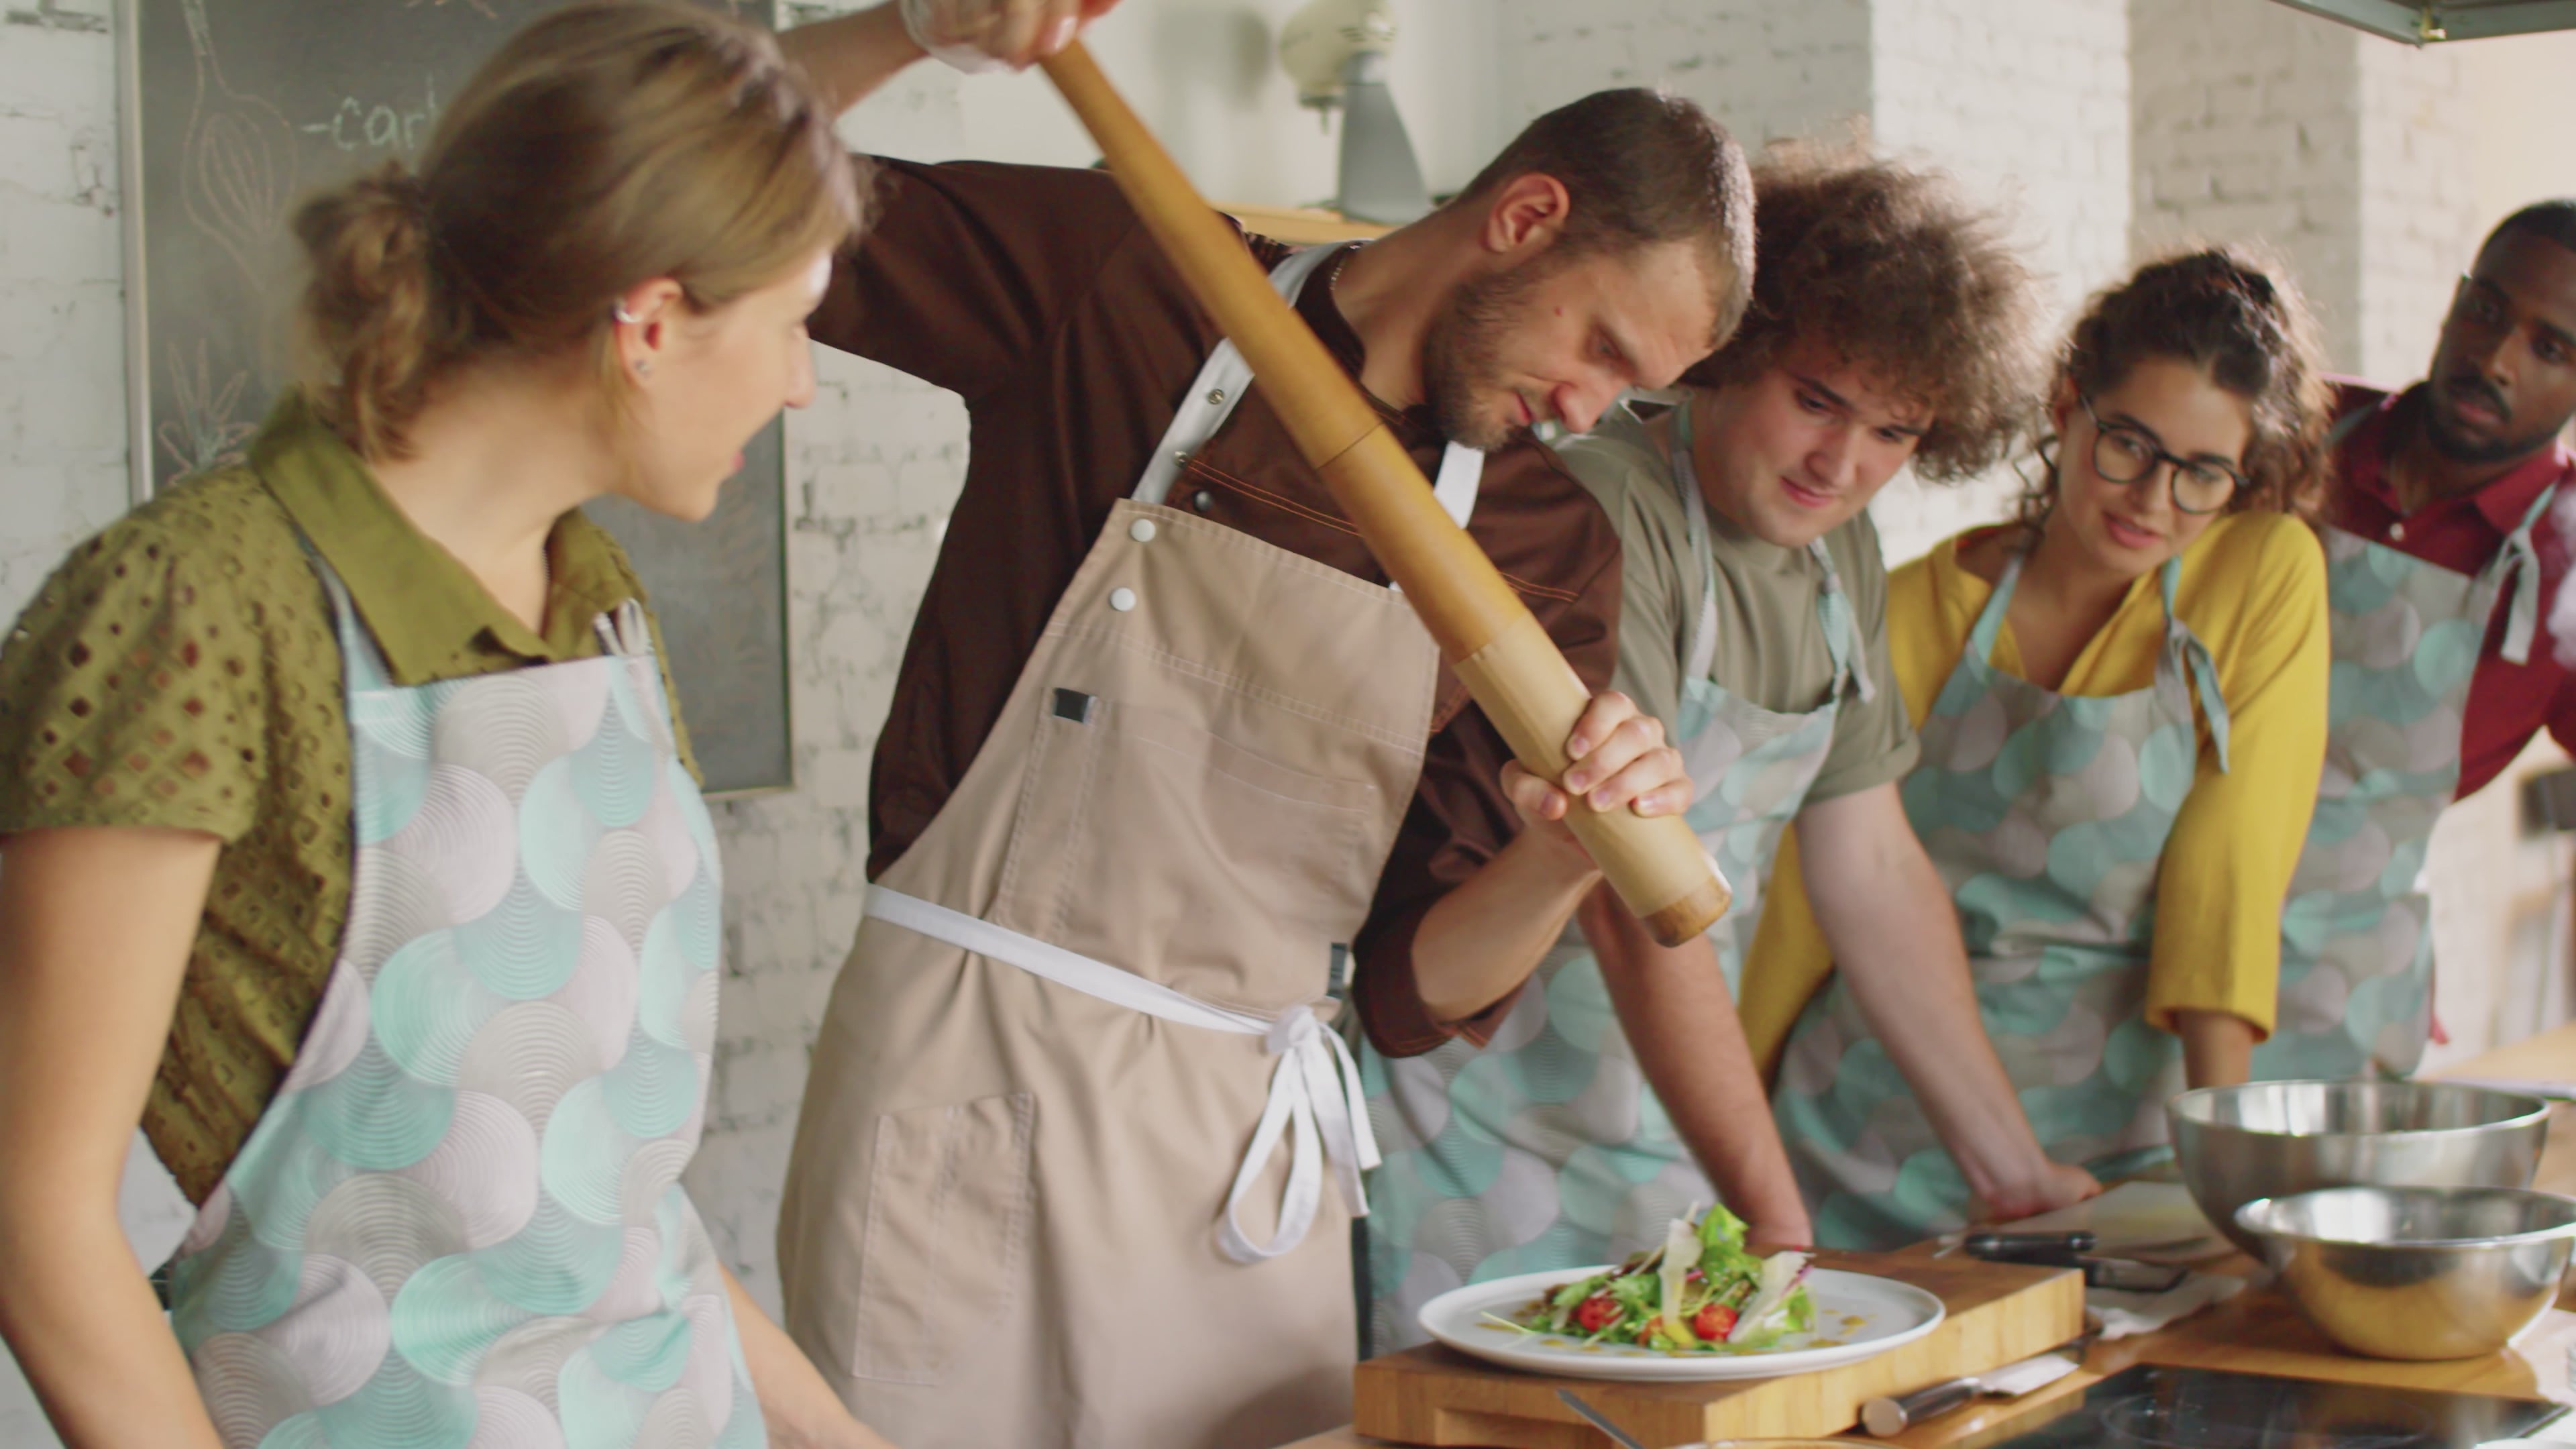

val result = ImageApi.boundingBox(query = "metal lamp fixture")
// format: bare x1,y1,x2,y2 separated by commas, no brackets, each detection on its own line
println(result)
2268,1,2576,43
1277,0,1433,225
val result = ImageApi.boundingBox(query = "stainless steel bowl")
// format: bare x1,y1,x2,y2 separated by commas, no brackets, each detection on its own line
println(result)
2237,1185,2576,1359
2167,1080,2548,1256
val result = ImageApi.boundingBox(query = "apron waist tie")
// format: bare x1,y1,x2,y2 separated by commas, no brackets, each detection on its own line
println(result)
862,884,1379,1265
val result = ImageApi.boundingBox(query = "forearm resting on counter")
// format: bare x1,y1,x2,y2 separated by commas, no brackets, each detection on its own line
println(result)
2176,1008,2257,1089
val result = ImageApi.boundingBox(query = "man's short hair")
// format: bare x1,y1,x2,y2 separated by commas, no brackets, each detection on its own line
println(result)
2484,199,2576,261
1683,140,2045,482
1455,89,1755,349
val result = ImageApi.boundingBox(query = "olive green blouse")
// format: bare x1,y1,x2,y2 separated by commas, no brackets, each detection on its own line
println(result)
0,393,695,1204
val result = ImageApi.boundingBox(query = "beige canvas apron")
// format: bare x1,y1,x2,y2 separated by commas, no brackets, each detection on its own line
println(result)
777,244,1483,1449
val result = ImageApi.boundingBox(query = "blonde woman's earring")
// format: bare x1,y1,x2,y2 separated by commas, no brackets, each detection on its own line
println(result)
613,301,642,325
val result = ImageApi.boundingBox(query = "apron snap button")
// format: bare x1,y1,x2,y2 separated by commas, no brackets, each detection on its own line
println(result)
1109,587,1138,612
1130,519,1157,543
1192,490,1214,514
1205,388,1226,405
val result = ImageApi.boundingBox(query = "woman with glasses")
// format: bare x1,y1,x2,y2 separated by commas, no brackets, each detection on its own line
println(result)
1742,248,2336,1248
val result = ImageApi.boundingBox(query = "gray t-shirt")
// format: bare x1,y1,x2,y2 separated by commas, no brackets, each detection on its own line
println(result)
1555,405,1917,804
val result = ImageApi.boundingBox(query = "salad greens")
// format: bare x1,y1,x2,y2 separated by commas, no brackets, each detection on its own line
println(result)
1492,1204,1815,1354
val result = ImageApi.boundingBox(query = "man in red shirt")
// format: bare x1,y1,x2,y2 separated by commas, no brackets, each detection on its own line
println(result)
2257,200,2576,1081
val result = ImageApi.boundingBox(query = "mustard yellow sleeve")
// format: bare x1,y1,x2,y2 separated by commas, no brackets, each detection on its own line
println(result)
2141,515,2330,1036
1741,548,1968,1077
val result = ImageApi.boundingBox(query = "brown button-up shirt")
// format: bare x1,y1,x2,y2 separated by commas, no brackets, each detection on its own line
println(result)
816,159,1623,1053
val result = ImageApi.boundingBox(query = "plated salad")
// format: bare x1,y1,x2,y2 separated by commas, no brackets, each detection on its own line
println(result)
1492,1205,1815,1354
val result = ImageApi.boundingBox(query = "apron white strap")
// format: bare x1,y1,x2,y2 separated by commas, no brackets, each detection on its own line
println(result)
1672,403,1723,684
1215,1007,1381,1263
1131,244,1349,508
2492,484,2557,666
2158,555,2234,773
1431,442,1485,529
862,884,1379,1264
1807,540,1876,707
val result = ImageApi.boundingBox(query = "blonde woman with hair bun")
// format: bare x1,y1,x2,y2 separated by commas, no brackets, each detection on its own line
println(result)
0,4,896,1446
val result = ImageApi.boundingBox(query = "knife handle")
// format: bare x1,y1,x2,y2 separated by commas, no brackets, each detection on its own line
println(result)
1963,1230,2097,1262
1860,1378,1977,1438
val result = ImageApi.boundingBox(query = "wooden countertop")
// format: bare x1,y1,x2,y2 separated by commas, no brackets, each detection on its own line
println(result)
1282,1024,2576,1448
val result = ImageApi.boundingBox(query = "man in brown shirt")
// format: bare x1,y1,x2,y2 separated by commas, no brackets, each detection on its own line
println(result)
773,5,1754,1444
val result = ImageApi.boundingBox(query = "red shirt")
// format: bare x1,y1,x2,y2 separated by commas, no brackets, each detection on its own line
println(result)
2328,380,2576,798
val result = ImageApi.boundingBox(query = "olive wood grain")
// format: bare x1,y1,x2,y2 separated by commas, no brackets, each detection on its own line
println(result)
1039,42,1729,945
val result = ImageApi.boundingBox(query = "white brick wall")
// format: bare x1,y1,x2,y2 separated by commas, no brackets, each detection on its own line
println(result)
2131,0,2480,382
0,0,128,612
1867,0,2131,565
0,7,169,1438
2131,0,2366,367
1491,0,1872,148
2355,36,2479,381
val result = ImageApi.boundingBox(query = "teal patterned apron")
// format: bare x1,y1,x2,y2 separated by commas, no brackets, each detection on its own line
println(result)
1359,402,1869,1350
1774,547,2231,1249
2254,409,2555,1081
165,555,763,1448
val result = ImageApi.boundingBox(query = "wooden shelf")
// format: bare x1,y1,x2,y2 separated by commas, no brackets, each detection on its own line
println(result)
1220,202,1395,244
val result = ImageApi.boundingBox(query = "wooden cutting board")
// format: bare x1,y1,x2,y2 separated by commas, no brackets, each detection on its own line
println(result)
1352,1248,2083,1448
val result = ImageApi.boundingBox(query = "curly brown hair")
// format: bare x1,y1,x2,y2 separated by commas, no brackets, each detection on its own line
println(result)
2010,246,2332,533
1682,139,2044,482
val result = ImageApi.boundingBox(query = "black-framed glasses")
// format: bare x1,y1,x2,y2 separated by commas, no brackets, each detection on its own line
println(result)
2078,394,2247,515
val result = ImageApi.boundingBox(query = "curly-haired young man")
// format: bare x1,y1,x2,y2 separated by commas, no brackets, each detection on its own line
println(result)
1360,145,2095,1344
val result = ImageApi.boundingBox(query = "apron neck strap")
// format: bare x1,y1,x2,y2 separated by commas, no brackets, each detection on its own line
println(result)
2487,482,2558,666
1674,400,1722,682
293,534,397,694
1965,545,2025,668
2158,552,2234,772
1128,241,1484,533
1807,537,1872,704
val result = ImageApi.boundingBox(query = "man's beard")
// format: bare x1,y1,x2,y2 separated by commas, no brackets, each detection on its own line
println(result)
2424,376,2565,467
1419,260,1549,451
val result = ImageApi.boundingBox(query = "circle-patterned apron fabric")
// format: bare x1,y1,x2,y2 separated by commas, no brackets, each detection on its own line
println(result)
1773,549,2231,1250
2254,412,2555,1082
1360,403,1869,1350
165,556,762,1449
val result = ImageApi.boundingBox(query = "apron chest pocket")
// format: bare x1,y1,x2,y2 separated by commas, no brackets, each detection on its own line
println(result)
849,1091,1037,1385
992,695,1384,1014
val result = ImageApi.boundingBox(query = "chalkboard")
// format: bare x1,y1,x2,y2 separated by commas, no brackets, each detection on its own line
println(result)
119,0,794,796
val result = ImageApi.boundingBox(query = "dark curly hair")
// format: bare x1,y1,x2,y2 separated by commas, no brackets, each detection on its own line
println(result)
2011,246,2331,533
1682,140,2043,482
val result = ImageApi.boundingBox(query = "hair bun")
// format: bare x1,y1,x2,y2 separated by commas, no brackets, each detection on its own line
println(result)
293,158,451,457
291,0,863,462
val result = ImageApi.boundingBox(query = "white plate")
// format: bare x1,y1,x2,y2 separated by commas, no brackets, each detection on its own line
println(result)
1417,1265,1945,1383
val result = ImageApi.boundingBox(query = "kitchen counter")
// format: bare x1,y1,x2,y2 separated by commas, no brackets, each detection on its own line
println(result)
1282,1024,2576,1447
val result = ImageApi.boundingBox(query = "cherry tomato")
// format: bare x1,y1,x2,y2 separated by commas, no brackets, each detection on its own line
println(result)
1574,1294,1619,1333
1693,1303,1739,1340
